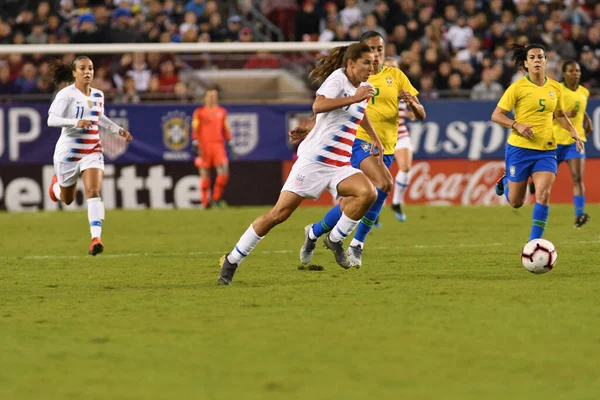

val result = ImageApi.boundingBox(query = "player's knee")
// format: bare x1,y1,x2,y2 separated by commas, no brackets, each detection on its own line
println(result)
360,185,377,206
536,188,552,205
86,188,101,199
375,176,393,193
511,199,524,209
572,174,583,187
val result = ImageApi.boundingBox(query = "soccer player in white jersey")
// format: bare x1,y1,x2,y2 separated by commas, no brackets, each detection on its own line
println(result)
383,58,416,221
218,43,384,285
46,56,133,256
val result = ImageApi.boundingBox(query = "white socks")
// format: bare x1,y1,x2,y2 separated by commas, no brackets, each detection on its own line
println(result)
392,170,410,205
87,197,105,239
52,182,61,201
329,213,359,243
228,224,264,265
350,238,364,248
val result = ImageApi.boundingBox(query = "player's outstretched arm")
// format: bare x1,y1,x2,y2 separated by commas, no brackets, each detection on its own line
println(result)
48,113,89,128
99,115,133,142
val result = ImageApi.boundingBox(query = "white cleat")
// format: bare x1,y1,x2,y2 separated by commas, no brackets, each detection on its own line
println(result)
346,245,363,269
300,224,317,264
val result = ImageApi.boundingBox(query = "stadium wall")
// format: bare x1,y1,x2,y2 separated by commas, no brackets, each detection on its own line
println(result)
1,100,599,211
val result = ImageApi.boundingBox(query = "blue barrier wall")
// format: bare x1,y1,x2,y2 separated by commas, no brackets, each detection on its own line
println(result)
1,100,599,164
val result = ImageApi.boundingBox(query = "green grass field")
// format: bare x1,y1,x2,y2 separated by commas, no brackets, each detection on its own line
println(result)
1,205,599,400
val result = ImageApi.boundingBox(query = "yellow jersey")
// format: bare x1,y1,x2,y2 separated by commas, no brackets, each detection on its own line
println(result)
553,83,589,144
355,66,419,154
497,75,564,151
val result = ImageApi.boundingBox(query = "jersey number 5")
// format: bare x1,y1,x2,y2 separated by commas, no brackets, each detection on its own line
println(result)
75,106,84,119
537,99,546,112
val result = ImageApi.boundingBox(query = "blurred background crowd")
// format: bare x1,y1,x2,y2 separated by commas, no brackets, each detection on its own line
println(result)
0,0,599,102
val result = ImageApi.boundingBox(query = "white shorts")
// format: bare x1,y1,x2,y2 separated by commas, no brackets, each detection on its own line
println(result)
395,136,412,151
281,157,362,200
54,152,105,187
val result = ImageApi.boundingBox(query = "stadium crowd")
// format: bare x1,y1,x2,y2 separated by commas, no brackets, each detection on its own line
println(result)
0,0,599,101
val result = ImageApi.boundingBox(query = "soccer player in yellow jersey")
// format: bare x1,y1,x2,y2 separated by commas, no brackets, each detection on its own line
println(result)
299,31,426,268
491,44,583,241
553,60,593,228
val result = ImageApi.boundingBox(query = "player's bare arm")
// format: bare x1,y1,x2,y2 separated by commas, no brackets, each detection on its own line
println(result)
289,115,316,144
312,84,375,114
554,109,583,152
584,112,593,136
359,114,384,162
399,89,426,120
491,106,534,139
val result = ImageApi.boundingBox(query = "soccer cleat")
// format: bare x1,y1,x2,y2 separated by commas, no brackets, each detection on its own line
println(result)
323,234,351,269
346,244,363,269
529,181,536,195
48,174,59,202
391,203,406,222
574,213,590,229
88,237,104,256
218,253,238,285
213,199,228,208
495,171,506,196
300,224,317,264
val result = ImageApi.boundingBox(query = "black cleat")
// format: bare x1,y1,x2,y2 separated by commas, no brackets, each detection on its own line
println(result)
495,171,506,196
218,253,239,285
323,234,351,269
574,213,590,229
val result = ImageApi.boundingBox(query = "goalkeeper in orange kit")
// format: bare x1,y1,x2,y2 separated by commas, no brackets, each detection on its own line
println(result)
192,88,235,208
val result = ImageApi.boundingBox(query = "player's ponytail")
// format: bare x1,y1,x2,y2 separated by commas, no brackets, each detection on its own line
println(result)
47,56,92,87
511,43,546,72
47,59,74,86
310,43,373,83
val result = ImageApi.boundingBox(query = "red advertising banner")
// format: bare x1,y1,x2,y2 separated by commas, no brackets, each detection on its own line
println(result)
282,159,600,206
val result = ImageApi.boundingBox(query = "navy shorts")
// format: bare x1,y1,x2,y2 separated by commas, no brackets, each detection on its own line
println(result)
351,139,395,169
556,142,585,165
505,144,557,182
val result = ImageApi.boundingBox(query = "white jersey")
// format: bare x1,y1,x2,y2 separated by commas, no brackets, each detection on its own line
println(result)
397,100,409,140
49,84,105,163
298,68,370,167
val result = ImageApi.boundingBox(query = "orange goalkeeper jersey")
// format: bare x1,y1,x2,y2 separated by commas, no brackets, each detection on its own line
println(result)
192,106,230,148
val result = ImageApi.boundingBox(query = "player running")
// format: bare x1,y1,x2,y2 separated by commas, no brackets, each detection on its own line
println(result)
552,60,593,228
299,31,426,268
191,87,234,209
492,44,583,241
382,57,416,222
218,43,383,285
46,56,133,255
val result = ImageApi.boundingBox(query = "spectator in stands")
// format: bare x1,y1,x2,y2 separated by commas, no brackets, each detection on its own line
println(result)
15,62,38,94
244,51,281,69
180,11,198,37
363,14,386,42
470,68,503,101
0,64,18,95
223,15,242,42
238,27,254,43
319,1,339,33
372,1,390,32
333,22,350,41
184,0,206,18
261,0,297,40
108,8,140,43
158,59,179,93
71,13,104,43
294,0,320,41
580,45,599,87
318,16,336,42
446,14,474,51
340,0,363,30
115,76,141,104
418,74,439,100
209,12,227,42
26,23,47,44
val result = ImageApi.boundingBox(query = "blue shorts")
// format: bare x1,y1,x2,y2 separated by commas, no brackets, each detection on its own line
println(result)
556,143,585,165
505,144,557,182
351,139,394,169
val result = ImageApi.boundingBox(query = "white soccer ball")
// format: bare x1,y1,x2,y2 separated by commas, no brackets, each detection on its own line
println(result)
521,238,557,274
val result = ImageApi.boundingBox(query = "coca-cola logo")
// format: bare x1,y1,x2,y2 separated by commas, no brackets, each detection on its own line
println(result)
408,161,530,206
